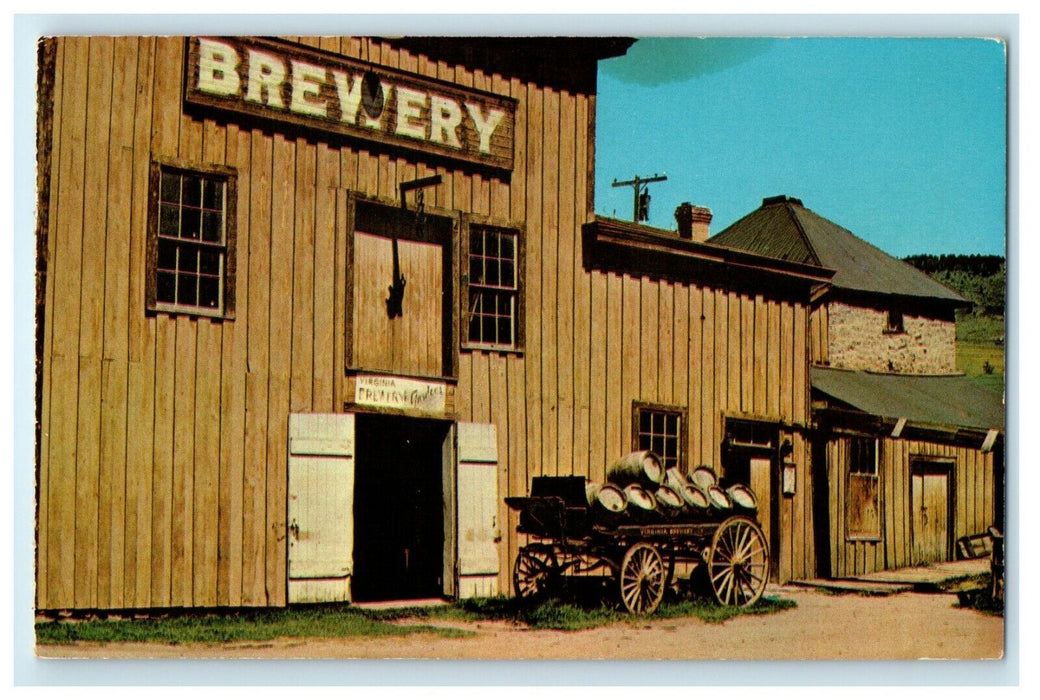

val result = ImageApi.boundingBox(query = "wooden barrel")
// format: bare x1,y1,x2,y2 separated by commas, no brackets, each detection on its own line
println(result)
677,482,711,510
654,484,685,518
623,484,658,521
591,483,628,524
689,465,718,491
706,485,733,511
727,483,758,511
585,480,601,506
664,467,687,492
607,451,664,489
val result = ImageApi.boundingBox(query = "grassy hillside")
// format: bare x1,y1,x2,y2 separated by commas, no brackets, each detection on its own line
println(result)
904,254,1005,391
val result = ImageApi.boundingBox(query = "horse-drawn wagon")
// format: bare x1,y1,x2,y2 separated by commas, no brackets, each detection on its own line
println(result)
505,453,769,615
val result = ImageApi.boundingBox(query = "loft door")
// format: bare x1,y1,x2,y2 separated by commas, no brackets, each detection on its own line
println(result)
350,201,452,378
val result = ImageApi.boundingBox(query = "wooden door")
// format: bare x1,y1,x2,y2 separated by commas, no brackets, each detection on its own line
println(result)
353,230,444,377
455,422,500,599
287,413,355,603
911,462,952,565
748,457,774,579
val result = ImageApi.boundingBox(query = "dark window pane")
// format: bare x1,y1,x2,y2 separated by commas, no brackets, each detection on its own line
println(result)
199,249,221,276
179,247,199,273
497,316,512,344
199,276,220,308
159,203,180,236
500,233,514,259
470,230,483,256
177,273,198,306
640,410,652,434
181,208,201,240
470,256,483,284
482,315,496,344
160,172,180,203
501,260,515,287
485,258,499,286
157,239,178,271
202,211,223,242
182,175,202,207
202,178,224,210
156,270,176,302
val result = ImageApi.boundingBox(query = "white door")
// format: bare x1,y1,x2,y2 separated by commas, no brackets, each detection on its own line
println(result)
455,422,500,598
287,413,355,603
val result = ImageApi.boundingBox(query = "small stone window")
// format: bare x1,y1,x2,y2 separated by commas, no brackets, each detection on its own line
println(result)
884,309,904,334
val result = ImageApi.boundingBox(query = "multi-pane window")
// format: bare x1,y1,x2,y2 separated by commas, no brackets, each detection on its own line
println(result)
466,224,520,348
148,161,236,317
633,402,686,471
847,437,880,539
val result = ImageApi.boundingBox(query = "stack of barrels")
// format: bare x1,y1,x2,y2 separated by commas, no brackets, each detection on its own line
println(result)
583,451,758,525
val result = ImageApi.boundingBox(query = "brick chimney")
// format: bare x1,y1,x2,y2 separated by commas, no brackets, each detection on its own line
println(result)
675,202,712,242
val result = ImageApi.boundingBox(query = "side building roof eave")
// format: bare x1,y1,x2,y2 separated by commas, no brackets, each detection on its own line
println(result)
582,216,835,302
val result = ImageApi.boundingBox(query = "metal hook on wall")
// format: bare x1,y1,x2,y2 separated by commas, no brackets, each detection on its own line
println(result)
386,175,443,319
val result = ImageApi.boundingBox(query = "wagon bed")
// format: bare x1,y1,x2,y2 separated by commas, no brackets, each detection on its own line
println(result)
505,492,770,615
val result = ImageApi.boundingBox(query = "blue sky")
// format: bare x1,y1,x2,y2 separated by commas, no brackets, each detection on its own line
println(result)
594,38,1007,258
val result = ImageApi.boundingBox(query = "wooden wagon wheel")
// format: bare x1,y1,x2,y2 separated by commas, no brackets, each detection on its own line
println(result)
708,516,769,607
513,546,559,601
619,542,666,615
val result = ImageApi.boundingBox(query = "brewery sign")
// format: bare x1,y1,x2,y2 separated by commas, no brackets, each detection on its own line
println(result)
354,374,447,413
184,36,516,171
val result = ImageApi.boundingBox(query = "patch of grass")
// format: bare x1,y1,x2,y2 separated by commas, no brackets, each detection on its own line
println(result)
434,589,796,631
955,588,1004,617
36,589,799,644
957,341,1005,393
35,605,474,646
653,595,796,624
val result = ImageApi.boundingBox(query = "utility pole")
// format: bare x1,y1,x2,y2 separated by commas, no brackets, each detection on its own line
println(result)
612,173,667,222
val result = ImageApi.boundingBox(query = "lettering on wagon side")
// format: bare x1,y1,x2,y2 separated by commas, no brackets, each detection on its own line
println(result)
187,37,515,171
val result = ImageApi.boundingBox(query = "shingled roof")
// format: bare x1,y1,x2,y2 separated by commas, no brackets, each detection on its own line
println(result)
707,196,967,304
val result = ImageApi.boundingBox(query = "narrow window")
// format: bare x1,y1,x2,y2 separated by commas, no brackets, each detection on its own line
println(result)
464,222,523,350
847,437,880,539
632,402,687,471
148,160,236,318
884,309,904,334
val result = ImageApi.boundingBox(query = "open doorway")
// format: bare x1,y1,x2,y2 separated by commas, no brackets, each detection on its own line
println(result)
352,414,450,602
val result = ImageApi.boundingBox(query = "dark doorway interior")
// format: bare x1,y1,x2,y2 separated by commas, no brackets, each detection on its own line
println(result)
353,414,448,602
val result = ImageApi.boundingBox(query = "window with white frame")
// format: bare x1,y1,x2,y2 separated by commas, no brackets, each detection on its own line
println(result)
632,402,687,471
465,223,522,349
148,160,236,317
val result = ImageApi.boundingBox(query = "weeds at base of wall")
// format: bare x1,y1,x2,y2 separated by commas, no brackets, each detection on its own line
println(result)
35,592,798,644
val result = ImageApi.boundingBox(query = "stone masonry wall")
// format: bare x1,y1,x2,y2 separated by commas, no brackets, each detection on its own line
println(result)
827,301,956,374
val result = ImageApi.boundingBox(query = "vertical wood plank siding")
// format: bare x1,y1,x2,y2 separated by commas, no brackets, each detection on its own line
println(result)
38,36,823,610
826,436,994,578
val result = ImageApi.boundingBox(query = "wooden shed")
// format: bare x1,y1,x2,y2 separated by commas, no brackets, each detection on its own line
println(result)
35,35,852,613
711,196,1005,580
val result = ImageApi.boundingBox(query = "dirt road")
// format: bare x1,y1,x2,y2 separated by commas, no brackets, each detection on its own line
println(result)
37,587,1003,661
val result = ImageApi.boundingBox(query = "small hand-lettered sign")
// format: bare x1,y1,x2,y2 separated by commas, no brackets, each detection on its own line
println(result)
184,36,516,171
354,374,447,413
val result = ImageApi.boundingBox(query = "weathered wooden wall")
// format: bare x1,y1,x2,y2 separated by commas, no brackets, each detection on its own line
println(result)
38,35,820,611
825,436,995,578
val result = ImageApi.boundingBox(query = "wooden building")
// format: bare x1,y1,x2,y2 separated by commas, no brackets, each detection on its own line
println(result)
710,196,1005,579
35,35,854,612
